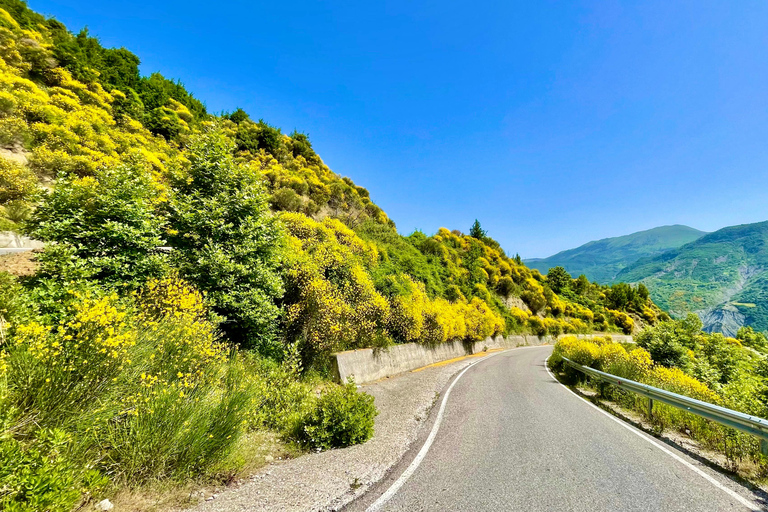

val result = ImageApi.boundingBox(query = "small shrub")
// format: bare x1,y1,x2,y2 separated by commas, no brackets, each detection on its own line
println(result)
0,158,37,204
292,382,377,450
0,429,107,512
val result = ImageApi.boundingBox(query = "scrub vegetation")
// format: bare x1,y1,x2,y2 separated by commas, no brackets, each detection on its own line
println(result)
549,321,768,473
0,1,665,508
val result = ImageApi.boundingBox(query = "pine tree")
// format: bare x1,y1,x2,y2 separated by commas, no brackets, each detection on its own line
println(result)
469,219,486,239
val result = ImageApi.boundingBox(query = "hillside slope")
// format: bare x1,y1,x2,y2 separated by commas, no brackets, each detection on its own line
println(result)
525,225,706,283
617,221,768,336
0,0,665,353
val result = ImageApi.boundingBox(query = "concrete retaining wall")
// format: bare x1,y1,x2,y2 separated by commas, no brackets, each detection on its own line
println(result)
331,333,633,384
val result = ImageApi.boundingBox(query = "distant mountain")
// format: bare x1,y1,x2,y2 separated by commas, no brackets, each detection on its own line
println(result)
617,221,768,336
525,225,707,283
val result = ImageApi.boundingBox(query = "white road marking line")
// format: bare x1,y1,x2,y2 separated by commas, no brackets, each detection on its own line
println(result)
544,356,758,511
365,345,546,511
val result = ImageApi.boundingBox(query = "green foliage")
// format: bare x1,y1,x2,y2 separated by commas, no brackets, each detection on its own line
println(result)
737,326,768,353
28,159,166,289
356,220,446,298
635,318,692,368
291,382,377,450
0,272,33,334
546,266,571,294
166,127,284,354
469,219,486,239
0,429,106,512
227,108,249,124
145,106,184,140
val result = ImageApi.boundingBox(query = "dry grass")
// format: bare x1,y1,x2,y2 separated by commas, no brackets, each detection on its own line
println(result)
110,431,302,512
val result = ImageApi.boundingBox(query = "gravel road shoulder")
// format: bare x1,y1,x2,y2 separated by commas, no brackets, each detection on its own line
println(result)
191,351,500,512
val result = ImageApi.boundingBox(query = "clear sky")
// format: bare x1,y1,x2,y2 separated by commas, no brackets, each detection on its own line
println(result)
27,0,768,258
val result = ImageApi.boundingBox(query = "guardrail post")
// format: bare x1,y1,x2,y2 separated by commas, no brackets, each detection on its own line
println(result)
762,439,768,457
648,398,653,420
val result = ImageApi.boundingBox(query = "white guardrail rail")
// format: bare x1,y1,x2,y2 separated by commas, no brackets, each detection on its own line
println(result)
561,356,768,455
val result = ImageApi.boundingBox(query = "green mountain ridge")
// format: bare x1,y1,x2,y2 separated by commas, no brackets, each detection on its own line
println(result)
617,220,768,336
525,224,707,283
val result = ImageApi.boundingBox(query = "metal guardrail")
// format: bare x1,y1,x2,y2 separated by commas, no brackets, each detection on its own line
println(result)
561,356,768,454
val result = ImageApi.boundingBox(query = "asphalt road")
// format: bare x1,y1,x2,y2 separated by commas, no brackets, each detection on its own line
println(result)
347,346,765,512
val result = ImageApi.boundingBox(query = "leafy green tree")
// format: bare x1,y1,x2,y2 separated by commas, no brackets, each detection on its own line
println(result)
138,72,206,119
546,266,571,294
228,108,250,124
635,320,690,368
166,127,284,354
28,158,166,289
256,120,283,156
574,274,590,295
290,131,316,162
469,219,486,239
737,326,768,352
112,87,144,123
145,106,184,140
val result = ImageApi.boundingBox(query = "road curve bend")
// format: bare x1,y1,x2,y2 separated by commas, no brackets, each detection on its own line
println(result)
347,346,765,512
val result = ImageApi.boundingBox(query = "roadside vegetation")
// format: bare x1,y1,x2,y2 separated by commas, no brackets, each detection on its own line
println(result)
0,0,666,509
549,322,768,475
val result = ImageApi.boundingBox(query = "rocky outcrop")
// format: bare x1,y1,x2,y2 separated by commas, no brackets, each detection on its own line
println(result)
700,304,745,338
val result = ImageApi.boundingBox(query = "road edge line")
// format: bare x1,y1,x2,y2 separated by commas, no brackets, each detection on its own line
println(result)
544,355,758,511
364,346,545,511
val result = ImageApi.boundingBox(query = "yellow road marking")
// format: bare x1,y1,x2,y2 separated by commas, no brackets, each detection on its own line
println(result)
411,348,507,372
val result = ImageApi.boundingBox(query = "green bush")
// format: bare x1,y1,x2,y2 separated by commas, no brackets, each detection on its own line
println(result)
292,383,377,450
0,429,107,512
166,127,284,354
28,158,166,289
270,187,303,212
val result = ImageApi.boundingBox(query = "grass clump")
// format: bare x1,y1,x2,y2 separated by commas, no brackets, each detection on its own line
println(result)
0,277,378,510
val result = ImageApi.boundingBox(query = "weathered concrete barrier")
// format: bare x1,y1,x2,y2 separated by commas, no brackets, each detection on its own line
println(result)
331,333,633,384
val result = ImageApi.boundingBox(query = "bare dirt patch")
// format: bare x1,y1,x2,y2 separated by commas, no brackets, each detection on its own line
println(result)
0,250,37,276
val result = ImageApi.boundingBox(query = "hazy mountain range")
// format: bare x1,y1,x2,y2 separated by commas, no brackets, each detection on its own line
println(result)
527,222,768,336
525,225,707,283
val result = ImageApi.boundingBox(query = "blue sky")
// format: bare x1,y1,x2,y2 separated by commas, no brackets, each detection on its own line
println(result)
28,0,768,257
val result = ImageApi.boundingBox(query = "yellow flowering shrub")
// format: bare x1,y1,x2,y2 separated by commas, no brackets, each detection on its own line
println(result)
15,294,134,370
134,277,227,379
550,336,727,448
136,276,207,321
0,17,174,197
282,213,389,355
647,366,721,404
0,348,7,375
0,157,36,203
608,309,634,334
509,306,530,324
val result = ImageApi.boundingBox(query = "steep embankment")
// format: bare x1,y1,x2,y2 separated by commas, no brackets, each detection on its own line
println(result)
525,225,706,283
617,221,768,336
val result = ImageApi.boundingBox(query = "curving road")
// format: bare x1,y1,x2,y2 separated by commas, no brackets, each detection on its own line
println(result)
346,346,765,512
